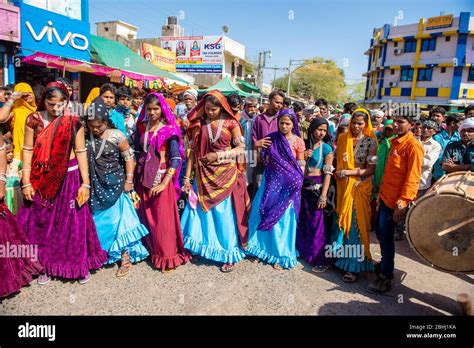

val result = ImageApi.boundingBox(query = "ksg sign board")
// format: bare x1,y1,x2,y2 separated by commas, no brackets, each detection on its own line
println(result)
160,36,223,74
20,2,90,62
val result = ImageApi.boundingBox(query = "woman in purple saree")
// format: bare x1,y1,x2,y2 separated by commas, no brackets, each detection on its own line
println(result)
246,109,305,270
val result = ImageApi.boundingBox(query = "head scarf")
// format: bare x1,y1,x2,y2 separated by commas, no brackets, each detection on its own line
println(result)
308,117,332,148
30,82,80,201
459,117,474,133
183,88,198,100
12,83,37,159
136,92,184,199
85,87,100,108
335,107,376,259
277,108,301,137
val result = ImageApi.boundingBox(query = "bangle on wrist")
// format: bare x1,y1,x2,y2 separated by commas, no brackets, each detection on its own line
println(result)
125,180,134,184
22,183,32,189
81,183,91,189
126,173,134,177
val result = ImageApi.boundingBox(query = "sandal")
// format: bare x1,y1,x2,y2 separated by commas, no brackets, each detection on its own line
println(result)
273,264,284,270
162,268,175,273
220,263,234,273
311,265,330,273
116,252,132,278
342,272,358,283
37,274,51,285
78,272,91,284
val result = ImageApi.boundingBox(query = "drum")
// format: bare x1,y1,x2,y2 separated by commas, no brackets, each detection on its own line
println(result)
406,171,474,273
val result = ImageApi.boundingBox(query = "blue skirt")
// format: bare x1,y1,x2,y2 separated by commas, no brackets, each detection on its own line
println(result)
93,193,150,264
180,185,246,264
246,175,299,269
329,211,374,273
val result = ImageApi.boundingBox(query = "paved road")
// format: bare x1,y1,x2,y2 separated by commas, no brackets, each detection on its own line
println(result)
1,234,472,315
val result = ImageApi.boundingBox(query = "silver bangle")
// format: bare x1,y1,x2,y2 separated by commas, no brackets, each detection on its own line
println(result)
126,173,134,177
125,180,134,184
0,144,5,151
22,183,32,189
75,148,87,153
81,183,91,189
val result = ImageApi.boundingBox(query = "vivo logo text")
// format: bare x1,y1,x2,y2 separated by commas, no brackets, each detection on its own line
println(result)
26,20,89,51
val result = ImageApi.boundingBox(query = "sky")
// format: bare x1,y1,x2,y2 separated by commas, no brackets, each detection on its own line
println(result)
89,0,473,85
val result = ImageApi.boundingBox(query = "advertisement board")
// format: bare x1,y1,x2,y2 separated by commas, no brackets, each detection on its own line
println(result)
142,42,176,72
160,35,223,73
19,1,90,61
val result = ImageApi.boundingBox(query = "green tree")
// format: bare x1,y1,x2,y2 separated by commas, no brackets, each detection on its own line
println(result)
273,57,348,104
346,80,366,103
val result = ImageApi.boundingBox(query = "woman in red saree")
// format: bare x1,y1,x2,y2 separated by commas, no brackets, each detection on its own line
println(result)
180,90,249,272
134,92,191,272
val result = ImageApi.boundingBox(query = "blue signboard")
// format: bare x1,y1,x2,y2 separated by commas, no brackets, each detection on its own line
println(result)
18,0,90,62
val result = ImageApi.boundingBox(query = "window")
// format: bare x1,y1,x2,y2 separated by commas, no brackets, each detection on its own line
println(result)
401,68,414,81
469,67,474,82
421,38,436,52
417,68,433,81
394,41,398,47
404,39,417,53
445,36,451,42
391,69,395,75
441,67,446,73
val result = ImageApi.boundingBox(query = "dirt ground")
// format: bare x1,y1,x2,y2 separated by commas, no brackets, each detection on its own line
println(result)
1,233,473,315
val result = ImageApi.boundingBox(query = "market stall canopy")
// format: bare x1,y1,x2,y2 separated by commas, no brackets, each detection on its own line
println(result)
199,76,260,97
90,35,189,85
237,79,260,94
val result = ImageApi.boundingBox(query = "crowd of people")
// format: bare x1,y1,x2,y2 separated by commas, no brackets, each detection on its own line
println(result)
1,78,473,300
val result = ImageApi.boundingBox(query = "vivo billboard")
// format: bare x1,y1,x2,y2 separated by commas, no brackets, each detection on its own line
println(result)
19,0,90,61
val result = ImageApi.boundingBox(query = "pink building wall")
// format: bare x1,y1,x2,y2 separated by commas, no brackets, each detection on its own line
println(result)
0,1,20,43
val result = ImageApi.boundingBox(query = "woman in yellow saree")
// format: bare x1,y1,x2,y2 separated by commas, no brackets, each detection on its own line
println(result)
0,83,37,159
331,107,378,282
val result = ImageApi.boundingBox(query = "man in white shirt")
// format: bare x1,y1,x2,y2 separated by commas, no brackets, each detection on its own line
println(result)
418,120,442,198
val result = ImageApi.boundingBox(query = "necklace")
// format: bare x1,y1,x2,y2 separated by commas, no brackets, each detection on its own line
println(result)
90,129,109,160
207,114,224,144
144,119,164,152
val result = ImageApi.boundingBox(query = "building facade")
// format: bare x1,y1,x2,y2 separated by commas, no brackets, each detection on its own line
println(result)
364,12,474,108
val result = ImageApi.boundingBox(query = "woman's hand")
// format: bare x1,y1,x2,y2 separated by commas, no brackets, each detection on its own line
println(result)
124,181,134,192
304,149,313,159
182,180,191,194
150,182,166,196
77,186,90,203
317,196,327,210
335,170,347,178
23,186,35,201
200,152,218,164
0,182,5,201
10,91,24,103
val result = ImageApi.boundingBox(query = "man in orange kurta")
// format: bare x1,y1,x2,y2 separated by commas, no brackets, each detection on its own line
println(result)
368,114,423,294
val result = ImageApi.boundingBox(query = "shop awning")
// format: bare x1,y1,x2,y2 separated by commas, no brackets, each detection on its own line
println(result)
237,79,260,94
22,52,116,76
90,35,189,85
199,76,260,97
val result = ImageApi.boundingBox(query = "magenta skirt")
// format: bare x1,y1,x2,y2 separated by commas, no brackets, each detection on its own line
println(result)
0,202,42,298
17,159,108,279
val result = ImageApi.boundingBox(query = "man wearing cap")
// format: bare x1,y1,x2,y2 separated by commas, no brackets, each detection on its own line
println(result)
417,120,442,198
441,117,474,174
368,113,423,294
177,88,198,125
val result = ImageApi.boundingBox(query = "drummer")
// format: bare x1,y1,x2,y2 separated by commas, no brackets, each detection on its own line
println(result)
368,113,423,294
441,117,474,174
